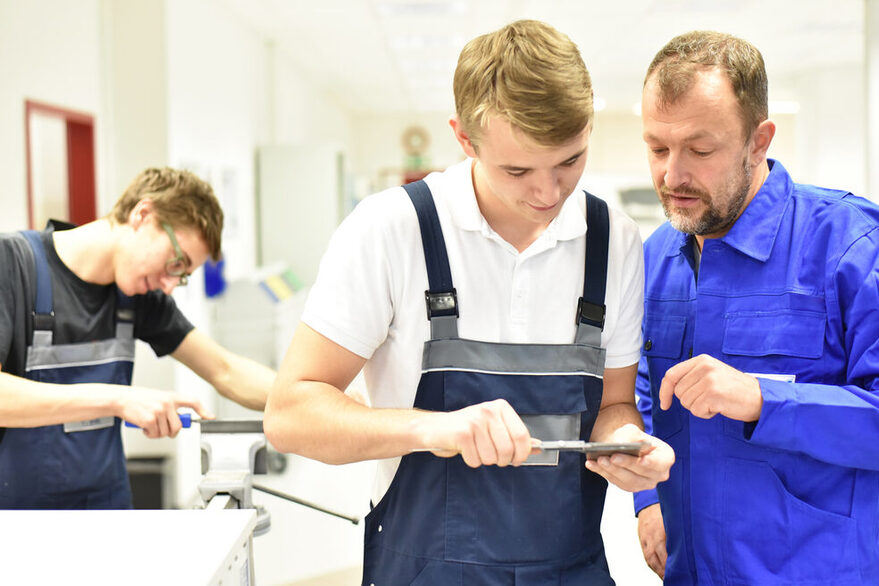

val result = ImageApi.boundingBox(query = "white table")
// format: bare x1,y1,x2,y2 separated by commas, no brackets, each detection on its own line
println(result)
0,509,256,586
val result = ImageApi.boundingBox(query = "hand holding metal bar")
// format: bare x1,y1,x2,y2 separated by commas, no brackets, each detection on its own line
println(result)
124,412,198,429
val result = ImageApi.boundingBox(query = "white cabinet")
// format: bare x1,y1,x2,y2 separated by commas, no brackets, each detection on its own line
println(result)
256,144,345,286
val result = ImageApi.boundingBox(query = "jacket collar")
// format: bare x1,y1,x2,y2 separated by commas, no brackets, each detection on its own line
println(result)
664,159,792,262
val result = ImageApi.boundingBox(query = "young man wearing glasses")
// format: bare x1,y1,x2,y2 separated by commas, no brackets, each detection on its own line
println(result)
0,167,274,509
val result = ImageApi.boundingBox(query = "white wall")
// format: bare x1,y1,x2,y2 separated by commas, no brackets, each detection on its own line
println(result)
165,0,268,281
869,0,879,199
272,48,354,150
794,63,866,195
0,0,104,232
261,45,355,283
100,0,169,207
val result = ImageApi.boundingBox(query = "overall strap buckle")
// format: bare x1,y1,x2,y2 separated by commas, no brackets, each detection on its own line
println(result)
425,289,458,320
32,311,55,331
576,298,605,329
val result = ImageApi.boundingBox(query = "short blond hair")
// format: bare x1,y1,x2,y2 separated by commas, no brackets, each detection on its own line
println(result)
645,31,768,138
454,19,593,147
110,167,223,260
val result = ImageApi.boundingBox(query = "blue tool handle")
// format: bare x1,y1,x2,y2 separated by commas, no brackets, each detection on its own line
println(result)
124,412,192,429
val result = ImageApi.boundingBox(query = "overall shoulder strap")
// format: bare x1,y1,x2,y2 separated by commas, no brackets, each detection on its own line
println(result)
402,180,458,339
19,230,54,345
575,192,609,346
115,289,136,340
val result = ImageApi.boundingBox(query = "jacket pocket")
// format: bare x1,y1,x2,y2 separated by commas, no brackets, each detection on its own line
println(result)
722,309,825,359
722,458,859,583
643,315,687,440
643,315,687,359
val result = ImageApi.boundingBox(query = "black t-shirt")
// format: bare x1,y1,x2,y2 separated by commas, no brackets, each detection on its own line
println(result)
0,226,194,377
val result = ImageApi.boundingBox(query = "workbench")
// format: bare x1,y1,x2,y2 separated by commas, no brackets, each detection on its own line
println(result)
0,508,256,585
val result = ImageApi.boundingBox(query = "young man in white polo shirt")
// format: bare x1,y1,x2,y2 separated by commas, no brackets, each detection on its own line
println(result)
265,19,673,585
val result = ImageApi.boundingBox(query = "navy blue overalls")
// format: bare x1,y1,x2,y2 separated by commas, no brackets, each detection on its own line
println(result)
362,181,614,585
0,230,136,509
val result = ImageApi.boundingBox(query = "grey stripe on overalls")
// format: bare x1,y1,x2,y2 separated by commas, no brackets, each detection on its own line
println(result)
26,336,136,371
422,337,605,377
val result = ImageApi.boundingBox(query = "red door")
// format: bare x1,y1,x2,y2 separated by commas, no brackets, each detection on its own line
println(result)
25,100,97,229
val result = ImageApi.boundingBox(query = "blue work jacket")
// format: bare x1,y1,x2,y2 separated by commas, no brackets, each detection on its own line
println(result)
635,160,879,585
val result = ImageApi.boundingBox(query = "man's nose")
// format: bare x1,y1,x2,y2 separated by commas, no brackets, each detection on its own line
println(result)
158,273,179,295
663,152,690,190
532,171,562,206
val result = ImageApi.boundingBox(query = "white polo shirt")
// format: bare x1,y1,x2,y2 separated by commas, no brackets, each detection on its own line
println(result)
302,158,644,502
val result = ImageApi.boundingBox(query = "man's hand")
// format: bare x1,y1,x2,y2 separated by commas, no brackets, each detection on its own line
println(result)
417,399,533,468
118,387,213,439
638,503,667,579
659,354,762,421
584,423,674,492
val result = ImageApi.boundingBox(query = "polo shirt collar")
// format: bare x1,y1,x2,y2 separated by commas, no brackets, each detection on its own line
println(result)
663,159,792,262
444,158,483,232
445,158,587,244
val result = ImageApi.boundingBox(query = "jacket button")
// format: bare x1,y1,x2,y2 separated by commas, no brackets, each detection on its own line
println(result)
644,340,653,351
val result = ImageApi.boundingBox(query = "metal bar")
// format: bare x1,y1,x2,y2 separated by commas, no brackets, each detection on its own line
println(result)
252,483,360,525
200,419,264,434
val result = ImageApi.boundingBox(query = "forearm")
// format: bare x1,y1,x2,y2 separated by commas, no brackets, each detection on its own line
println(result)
590,401,645,442
265,379,437,464
209,353,274,411
264,322,525,466
171,329,274,411
593,364,643,442
0,372,118,427
586,366,673,491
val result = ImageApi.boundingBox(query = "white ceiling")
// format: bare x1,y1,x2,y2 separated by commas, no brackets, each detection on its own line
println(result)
220,0,865,114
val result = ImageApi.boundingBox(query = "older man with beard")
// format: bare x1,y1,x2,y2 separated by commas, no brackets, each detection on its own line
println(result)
633,30,879,585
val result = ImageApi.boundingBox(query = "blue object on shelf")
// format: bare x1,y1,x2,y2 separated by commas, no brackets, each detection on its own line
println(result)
204,257,227,298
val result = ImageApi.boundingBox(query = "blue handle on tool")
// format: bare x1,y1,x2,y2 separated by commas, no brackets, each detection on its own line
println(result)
124,412,193,429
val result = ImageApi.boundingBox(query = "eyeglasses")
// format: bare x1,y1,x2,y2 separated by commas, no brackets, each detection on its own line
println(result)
161,222,191,286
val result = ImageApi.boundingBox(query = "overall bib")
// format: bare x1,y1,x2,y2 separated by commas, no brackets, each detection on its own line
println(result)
362,181,614,585
0,230,135,509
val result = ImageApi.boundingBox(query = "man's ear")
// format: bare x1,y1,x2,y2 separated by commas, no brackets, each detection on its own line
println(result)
449,115,478,158
749,119,776,166
128,198,154,229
